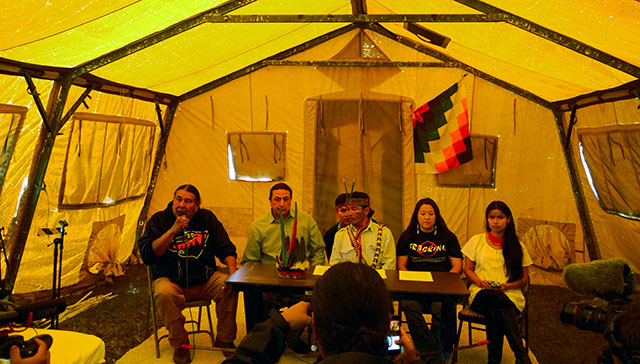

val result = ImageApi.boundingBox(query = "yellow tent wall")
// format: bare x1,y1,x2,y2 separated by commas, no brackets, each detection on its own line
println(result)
0,75,162,293
0,74,53,293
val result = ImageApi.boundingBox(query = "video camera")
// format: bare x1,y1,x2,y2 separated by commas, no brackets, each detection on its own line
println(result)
0,298,66,360
560,259,636,364
0,334,52,360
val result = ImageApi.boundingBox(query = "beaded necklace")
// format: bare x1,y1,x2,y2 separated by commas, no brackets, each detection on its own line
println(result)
342,179,383,267
346,221,384,268
347,222,369,263
487,231,504,249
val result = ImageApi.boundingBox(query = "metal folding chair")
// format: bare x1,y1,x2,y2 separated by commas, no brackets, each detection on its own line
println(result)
146,266,215,358
450,281,529,364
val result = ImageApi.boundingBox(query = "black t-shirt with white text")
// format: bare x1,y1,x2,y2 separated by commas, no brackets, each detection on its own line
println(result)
396,228,462,272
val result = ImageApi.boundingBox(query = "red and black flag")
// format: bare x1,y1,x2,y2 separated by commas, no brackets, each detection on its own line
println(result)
412,82,472,173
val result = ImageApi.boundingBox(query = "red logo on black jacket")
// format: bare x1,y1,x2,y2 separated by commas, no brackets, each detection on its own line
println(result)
169,231,209,259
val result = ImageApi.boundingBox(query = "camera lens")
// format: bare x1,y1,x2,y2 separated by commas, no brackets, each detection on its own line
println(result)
561,301,608,333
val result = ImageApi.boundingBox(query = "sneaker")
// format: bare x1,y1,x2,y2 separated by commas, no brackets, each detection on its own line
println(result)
214,339,236,358
173,348,191,364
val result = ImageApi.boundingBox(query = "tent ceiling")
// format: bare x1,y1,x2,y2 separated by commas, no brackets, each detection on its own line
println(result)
1,0,232,66
0,0,638,104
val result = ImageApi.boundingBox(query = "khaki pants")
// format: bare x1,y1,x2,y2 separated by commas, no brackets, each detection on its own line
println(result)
153,271,238,348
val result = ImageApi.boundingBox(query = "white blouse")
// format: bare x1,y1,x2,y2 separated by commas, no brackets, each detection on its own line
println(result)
462,233,533,311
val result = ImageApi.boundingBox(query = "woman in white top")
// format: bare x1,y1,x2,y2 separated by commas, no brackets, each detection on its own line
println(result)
461,201,533,364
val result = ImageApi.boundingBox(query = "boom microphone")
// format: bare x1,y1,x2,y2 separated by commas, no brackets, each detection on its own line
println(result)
562,258,635,299
0,299,67,326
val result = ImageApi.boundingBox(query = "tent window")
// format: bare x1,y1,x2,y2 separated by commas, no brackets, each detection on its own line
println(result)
59,113,156,209
227,132,286,182
0,104,27,194
436,135,497,187
578,125,640,220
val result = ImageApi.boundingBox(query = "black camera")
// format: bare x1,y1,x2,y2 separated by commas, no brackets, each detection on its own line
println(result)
560,297,629,334
0,334,52,360
0,298,65,360
561,259,636,364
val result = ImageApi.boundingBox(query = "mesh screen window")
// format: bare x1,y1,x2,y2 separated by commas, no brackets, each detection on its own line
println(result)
227,132,286,182
59,112,156,208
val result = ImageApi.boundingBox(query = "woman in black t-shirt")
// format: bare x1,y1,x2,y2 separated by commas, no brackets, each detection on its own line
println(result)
397,198,462,359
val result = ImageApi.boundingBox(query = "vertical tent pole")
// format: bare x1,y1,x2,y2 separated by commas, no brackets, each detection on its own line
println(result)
134,101,179,246
4,78,71,298
552,110,600,261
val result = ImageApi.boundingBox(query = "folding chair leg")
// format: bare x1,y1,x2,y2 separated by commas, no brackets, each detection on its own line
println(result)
147,267,161,358
450,319,464,364
205,305,215,346
524,311,529,353
150,297,161,358
196,306,203,331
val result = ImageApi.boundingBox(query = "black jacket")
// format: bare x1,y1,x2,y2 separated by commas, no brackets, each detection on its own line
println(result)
223,311,424,364
139,202,236,287
323,222,340,260
222,316,398,364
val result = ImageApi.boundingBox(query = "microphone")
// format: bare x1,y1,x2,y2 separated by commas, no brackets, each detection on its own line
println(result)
562,258,635,299
0,299,67,326
176,211,189,241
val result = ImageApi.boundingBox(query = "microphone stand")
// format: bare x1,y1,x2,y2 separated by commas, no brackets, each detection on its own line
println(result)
50,220,68,329
0,227,10,299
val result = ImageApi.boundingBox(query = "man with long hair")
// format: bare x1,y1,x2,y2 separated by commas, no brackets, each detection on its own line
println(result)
139,184,239,363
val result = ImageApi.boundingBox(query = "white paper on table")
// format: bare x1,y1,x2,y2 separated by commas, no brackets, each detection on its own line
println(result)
376,269,387,279
399,270,433,282
313,266,388,279
313,265,331,275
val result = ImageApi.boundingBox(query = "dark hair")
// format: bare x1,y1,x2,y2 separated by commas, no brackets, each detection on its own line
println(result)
174,184,201,202
350,191,375,217
403,198,450,240
335,193,347,207
350,191,369,207
311,262,392,356
485,201,523,283
269,182,292,199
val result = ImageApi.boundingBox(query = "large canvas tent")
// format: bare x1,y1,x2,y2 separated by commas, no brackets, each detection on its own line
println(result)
0,0,638,297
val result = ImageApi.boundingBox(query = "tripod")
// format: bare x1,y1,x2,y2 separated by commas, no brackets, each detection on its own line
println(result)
50,220,67,329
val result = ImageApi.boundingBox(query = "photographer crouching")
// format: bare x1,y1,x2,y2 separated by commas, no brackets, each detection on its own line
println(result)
561,258,639,364
608,305,640,364
224,262,427,364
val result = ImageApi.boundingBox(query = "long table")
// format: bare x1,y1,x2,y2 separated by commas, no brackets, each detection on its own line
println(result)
226,262,469,331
